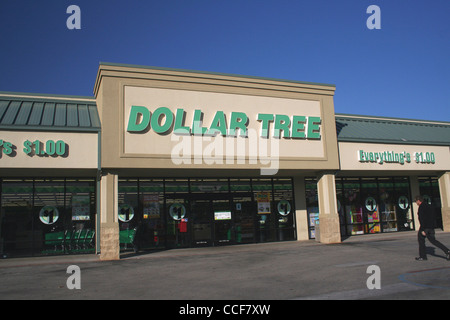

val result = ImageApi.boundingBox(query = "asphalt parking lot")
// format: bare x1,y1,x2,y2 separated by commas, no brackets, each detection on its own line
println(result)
0,230,449,301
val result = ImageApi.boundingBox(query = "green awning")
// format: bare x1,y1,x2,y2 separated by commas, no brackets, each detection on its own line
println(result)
0,93,100,132
336,114,450,146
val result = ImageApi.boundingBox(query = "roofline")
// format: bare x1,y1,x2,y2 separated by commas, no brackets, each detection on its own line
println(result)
0,93,101,132
96,61,336,90
337,137,450,147
0,91,95,104
336,113,450,126
0,125,101,133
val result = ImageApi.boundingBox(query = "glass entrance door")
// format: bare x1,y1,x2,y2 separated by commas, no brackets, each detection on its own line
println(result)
190,195,234,246
213,199,233,245
232,193,255,244
191,198,213,246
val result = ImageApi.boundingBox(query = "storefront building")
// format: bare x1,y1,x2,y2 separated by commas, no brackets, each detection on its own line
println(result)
1,63,449,260
336,114,450,238
0,93,100,257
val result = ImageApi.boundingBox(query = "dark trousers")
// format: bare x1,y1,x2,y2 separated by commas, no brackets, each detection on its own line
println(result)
418,229,449,259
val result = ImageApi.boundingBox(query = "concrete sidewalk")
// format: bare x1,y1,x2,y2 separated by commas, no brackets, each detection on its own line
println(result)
0,230,449,300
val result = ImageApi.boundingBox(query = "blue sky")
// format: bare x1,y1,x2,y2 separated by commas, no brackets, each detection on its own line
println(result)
0,0,449,121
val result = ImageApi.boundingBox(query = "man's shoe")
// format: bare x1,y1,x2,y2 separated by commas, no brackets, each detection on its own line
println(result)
415,257,427,261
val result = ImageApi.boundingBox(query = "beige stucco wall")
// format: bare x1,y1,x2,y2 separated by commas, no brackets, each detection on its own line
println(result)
94,64,340,174
439,172,450,231
123,86,324,159
99,172,120,260
293,176,309,241
0,130,98,169
339,142,450,172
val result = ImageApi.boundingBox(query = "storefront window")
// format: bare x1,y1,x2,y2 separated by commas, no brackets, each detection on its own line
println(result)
118,179,169,252
361,178,380,234
393,177,414,231
419,177,442,229
1,180,33,257
252,178,275,242
230,179,254,244
164,179,189,248
378,177,396,232
335,179,346,236
34,180,65,254
0,178,96,258
305,178,318,239
342,178,363,235
138,179,165,250
337,176,414,237
118,179,138,251
273,179,295,241
116,177,296,251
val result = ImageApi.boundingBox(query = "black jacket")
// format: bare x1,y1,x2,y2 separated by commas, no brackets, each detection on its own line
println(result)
418,202,436,231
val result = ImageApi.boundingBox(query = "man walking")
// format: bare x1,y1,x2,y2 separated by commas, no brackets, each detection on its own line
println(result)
415,195,450,261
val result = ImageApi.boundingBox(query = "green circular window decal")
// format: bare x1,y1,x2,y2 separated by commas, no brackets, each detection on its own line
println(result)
277,200,291,216
39,206,59,225
365,197,377,212
118,204,135,222
169,203,186,221
398,196,409,210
